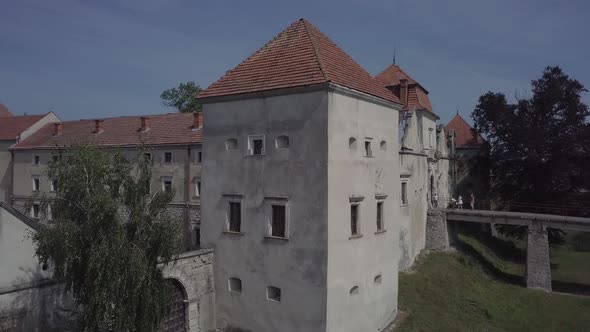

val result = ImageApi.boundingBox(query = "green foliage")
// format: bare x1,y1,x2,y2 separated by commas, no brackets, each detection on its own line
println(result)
471,66,590,243
32,145,183,332
160,81,203,113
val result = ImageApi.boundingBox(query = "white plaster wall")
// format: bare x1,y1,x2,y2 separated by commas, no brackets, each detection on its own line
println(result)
0,207,48,291
0,142,14,203
201,90,329,332
325,91,400,332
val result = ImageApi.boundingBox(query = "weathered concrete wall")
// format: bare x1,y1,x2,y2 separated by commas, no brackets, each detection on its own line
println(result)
525,222,552,291
201,89,329,332
325,90,400,332
424,210,450,251
162,249,216,332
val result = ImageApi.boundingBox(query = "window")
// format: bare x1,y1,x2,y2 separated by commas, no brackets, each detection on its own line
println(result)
229,277,242,293
374,274,382,284
376,202,384,231
162,178,173,193
31,204,40,218
350,204,359,236
194,228,200,248
52,155,59,163
247,135,265,155
32,177,40,191
47,204,53,221
349,286,359,296
225,138,238,150
164,152,173,163
266,286,281,302
380,140,387,151
143,153,152,162
33,155,40,165
401,182,408,205
197,151,202,163
195,180,201,197
271,205,286,238
364,140,372,157
228,202,241,232
50,179,57,192
349,137,357,150
275,135,289,148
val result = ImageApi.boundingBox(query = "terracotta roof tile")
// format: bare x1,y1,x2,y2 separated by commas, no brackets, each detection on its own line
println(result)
0,104,13,117
375,64,418,86
199,19,400,104
12,113,202,150
446,114,485,148
0,114,45,140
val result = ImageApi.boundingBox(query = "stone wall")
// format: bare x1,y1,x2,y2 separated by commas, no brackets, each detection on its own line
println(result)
424,210,450,251
162,248,216,332
525,222,552,291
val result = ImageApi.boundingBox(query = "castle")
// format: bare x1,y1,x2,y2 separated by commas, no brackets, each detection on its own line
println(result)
0,18,485,332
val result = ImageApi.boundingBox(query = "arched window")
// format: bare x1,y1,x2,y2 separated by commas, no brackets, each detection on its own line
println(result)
225,138,238,150
349,285,359,295
380,140,387,151
275,135,289,148
374,274,382,284
161,279,187,332
349,137,357,150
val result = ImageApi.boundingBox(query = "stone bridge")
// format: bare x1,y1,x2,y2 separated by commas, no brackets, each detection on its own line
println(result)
425,209,590,292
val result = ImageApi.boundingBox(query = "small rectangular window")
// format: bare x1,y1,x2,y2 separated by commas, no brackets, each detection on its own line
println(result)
33,155,40,165
195,181,201,197
33,177,40,191
364,141,372,157
248,135,265,155
271,205,286,238
376,202,384,231
229,277,242,293
194,228,200,248
351,204,359,236
197,151,202,163
50,179,57,192
164,152,173,163
401,182,408,205
229,202,241,232
143,153,152,162
163,179,172,193
31,204,40,218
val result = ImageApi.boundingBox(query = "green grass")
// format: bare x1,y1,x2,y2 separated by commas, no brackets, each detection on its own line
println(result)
396,228,590,331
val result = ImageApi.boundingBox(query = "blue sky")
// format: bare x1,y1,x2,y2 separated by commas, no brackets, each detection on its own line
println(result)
1,0,589,124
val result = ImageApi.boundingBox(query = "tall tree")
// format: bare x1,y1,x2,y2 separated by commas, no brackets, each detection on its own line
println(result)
160,81,202,113
472,66,590,241
32,145,183,331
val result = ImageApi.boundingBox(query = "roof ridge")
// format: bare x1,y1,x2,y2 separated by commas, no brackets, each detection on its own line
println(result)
301,19,329,82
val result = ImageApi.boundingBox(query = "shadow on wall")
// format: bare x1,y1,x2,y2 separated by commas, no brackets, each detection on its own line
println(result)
0,265,75,331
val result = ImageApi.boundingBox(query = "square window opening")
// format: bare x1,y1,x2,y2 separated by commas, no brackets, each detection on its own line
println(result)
229,277,242,293
248,135,265,155
164,152,173,163
266,286,281,302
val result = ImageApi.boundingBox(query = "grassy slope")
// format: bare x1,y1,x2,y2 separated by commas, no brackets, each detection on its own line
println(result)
396,231,590,331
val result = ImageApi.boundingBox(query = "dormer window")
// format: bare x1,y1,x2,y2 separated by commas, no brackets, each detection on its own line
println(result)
247,135,265,155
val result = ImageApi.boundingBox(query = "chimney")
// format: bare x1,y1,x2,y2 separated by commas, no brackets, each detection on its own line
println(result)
140,117,151,132
94,119,104,134
399,79,408,108
193,112,202,129
54,123,63,136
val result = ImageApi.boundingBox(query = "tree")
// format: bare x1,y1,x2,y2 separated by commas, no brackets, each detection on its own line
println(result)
32,145,183,331
472,66,590,243
160,81,202,113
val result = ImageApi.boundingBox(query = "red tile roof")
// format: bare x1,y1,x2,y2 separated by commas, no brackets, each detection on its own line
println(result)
12,113,202,150
0,104,13,117
199,19,400,104
376,64,435,115
376,64,418,86
446,114,485,148
0,114,45,140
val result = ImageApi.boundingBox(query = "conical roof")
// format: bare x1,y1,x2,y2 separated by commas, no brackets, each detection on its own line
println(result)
199,19,400,104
